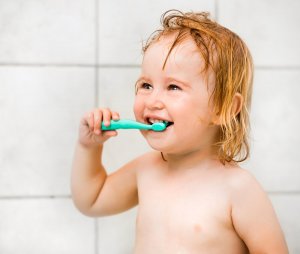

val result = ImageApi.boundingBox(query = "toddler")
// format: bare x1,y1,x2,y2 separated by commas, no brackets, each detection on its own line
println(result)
71,10,288,253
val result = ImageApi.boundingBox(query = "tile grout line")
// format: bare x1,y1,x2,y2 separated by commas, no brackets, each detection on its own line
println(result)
0,195,71,199
94,0,99,253
94,0,99,109
95,218,99,254
214,0,219,22
0,63,95,67
268,191,300,196
1,63,300,70
0,63,141,68
0,191,299,200
255,65,300,70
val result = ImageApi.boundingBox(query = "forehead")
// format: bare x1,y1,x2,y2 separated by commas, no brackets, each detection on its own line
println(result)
142,34,205,73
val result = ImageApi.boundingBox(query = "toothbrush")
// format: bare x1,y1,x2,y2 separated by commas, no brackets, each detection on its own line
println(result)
101,119,167,132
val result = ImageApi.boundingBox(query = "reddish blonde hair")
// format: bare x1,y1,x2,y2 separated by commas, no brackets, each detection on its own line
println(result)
143,10,254,163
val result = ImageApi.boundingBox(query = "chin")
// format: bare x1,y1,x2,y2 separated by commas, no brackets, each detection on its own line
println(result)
141,129,197,154
146,139,183,154
145,138,169,152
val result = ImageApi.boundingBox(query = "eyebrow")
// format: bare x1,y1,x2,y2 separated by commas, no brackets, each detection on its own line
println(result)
135,76,151,84
136,77,145,82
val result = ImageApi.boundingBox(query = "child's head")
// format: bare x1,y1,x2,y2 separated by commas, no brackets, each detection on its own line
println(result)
136,10,253,164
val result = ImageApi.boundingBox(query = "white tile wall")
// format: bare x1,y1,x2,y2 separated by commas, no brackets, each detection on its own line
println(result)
218,0,300,67
0,67,95,196
98,0,216,65
1,0,299,253
270,195,300,253
0,199,95,254
242,69,300,192
0,0,95,64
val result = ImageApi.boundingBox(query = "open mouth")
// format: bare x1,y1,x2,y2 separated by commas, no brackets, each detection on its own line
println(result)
146,118,174,129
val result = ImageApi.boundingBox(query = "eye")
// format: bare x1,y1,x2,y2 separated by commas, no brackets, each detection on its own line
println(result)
143,83,153,89
135,82,153,93
168,84,181,91
137,82,152,90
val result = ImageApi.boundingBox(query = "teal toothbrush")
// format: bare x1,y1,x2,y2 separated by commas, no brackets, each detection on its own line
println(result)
101,119,166,132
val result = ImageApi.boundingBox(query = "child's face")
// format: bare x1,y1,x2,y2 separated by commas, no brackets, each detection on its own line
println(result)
134,34,219,155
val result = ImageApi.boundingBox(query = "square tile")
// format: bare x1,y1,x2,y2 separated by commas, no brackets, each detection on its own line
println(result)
242,70,300,191
0,0,95,64
218,0,300,66
270,194,300,253
98,208,137,254
0,67,95,196
0,198,95,254
98,0,216,65
98,67,139,117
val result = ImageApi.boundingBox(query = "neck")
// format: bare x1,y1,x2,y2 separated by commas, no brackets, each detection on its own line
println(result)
163,147,221,172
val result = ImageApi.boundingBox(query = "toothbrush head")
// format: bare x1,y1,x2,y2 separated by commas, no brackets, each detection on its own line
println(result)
151,122,167,131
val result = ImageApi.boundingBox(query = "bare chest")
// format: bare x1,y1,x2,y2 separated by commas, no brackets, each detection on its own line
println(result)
135,169,247,253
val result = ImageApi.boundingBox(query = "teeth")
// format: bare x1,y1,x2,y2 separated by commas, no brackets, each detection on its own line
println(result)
148,118,169,124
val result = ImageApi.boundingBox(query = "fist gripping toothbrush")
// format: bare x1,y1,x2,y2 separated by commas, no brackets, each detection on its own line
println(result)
101,119,167,132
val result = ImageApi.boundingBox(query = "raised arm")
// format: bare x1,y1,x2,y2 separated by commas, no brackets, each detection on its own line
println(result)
71,108,138,217
231,170,289,254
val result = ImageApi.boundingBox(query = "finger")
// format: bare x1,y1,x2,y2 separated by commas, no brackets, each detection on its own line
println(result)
93,109,103,135
103,130,118,138
102,108,113,126
112,111,120,120
88,112,94,131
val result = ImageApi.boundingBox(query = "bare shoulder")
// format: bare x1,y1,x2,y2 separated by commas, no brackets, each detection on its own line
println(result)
119,150,160,171
135,150,162,162
222,163,271,211
222,164,264,196
223,164,289,253
221,164,270,216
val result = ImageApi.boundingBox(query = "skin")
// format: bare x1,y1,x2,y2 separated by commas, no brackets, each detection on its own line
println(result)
71,33,288,253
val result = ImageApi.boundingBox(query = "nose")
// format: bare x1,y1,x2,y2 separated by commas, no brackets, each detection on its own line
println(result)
145,90,164,110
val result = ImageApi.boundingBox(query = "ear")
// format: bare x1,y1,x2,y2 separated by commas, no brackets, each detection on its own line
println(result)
231,92,243,117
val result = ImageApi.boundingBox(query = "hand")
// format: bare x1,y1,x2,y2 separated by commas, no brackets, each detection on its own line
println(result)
78,108,120,147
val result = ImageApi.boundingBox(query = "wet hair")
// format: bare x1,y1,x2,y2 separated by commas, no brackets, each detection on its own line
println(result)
143,10,254,164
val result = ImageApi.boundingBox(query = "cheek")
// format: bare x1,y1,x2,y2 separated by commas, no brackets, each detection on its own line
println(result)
133,97,143,118
175,99,214,130
197,109,215,125
191,96,215,123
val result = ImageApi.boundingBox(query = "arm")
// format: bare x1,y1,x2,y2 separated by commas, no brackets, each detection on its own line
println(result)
231,170,288,254
71,108,138,217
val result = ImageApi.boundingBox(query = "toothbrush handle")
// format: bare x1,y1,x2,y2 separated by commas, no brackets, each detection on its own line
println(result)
101,119,151,130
